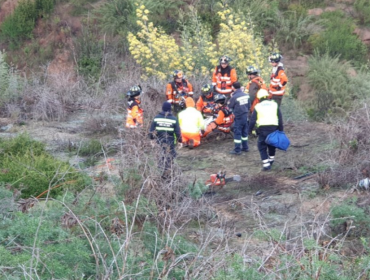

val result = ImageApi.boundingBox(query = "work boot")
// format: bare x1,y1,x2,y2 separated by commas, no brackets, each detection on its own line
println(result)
262,165,271,171
262,159,270,171
229,150,241,155
268,156,275,166
242,148,249,152
189,139,194,149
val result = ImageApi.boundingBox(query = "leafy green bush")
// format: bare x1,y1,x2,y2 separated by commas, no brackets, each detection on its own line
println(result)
354,0,370,24
0,134,89,198
79,139,102,156
276,8,317,49
0,0,56,49
308,11,367,66
94,0,137,38
306,51,370,120
0,0,37,48
331,197,370,235
0,50,22,104
74,24,104,80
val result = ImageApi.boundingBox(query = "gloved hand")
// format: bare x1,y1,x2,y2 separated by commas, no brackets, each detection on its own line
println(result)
275,86,281,90
178,137,182,143
200,129,205,135
252,130,257,137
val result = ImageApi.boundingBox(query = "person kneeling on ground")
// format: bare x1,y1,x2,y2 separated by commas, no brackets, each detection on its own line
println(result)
178,97,204,148
202,94,234,137
248,89,284,171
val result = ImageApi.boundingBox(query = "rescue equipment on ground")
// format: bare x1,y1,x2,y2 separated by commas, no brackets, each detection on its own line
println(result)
205,171,241,188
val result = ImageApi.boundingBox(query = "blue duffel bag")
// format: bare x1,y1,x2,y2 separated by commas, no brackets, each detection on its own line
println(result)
265,130,290,151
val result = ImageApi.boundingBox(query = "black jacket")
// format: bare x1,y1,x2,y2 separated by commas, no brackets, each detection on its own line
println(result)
228,89,250,118
149,111,182,144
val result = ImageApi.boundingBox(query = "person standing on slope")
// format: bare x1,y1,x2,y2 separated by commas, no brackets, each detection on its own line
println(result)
268,53,288,106
212,56,238,96
248,89,284,171
126,85,144,128
228,82,249,155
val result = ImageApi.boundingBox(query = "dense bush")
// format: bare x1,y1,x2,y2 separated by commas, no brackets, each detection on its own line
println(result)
306,52,370,119
0,134,89,198
354,0,370,25
308,11,368,66
0,0,56,49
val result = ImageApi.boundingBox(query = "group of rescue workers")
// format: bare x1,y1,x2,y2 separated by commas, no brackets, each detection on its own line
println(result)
126,53,288,174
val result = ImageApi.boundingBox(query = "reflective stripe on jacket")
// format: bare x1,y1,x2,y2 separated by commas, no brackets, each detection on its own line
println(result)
149,112,181,144
166,79,194,103
255,100,279,126
178,107,204,134
212,66,237,95
126,101,143,128
269,63,288,96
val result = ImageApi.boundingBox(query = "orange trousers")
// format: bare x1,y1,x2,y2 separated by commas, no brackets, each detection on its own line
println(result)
182,132,201,147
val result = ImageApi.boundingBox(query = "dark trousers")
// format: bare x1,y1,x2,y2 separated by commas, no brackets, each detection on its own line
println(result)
233,114,249,152
158,142,176,174
271,95,283,107
257,133,276,161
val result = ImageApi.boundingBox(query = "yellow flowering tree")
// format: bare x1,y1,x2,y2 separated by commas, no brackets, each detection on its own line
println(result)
179,7,217,77
128,2,273,84
216,7,270,84
127,4,181,80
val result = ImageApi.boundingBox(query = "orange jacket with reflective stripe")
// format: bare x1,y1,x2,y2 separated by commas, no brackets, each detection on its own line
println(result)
212,66,237,95
269,63,288,96
165,79,194,104
214,106,234,127
126,100,143,128
196,95,215,115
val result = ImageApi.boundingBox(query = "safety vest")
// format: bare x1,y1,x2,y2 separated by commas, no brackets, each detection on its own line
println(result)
178,107,204,133
255,101,279,126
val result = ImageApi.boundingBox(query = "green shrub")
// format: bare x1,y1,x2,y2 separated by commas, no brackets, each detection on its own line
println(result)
331,197,370,235
0,0,37,48
0,0,56,48
276,10,315,49
354,0,370,24
308,11,367,66
306,52,351,119
74,24,104,80
79,139,102,156
94,0,137,37
0,134,89,198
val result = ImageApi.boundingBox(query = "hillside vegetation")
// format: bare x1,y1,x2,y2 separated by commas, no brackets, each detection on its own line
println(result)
1,0,370,279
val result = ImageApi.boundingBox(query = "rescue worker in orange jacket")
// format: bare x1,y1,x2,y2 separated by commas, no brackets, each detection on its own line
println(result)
165,70,194,115
202,94,234,138
268,53,288,106
196,84,216,117
125,85,143,128
212,56,238,95
245,66,268,113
